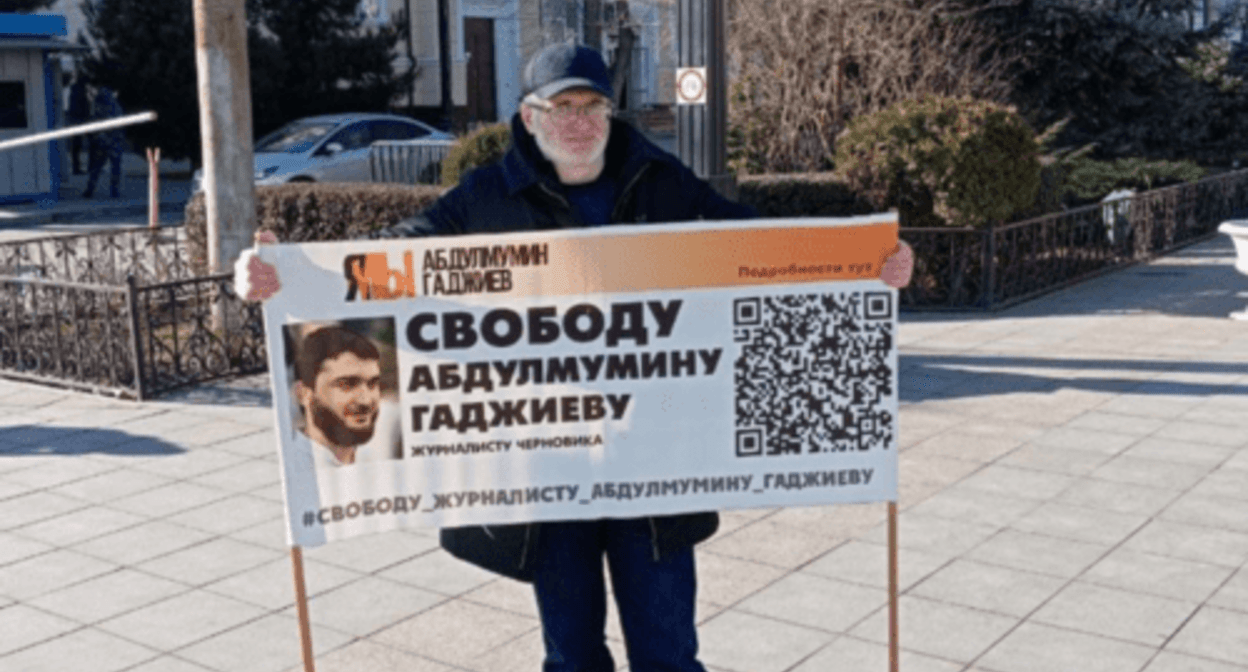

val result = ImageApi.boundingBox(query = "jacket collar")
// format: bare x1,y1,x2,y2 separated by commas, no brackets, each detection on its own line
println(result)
500,112,674,197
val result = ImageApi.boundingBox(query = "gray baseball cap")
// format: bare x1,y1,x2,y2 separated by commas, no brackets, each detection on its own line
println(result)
522,43,614,101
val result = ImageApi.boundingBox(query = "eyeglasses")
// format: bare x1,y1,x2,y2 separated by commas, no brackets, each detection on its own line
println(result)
525,95,613,122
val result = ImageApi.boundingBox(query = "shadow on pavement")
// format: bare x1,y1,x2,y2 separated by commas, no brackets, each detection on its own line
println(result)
0,425,185,457
901,353,1248,403
906,236,1248,321
156,374,273,408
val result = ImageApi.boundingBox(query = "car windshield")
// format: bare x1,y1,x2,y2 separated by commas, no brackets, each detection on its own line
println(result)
256,121,337,153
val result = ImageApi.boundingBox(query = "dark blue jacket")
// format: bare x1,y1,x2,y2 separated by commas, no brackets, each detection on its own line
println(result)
378,113,756,582
376,114,756,236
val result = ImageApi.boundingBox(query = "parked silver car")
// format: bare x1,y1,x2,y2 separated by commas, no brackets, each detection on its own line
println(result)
191,113,453,193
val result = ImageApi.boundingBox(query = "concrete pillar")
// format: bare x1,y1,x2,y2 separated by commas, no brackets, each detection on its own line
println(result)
193,0,255,273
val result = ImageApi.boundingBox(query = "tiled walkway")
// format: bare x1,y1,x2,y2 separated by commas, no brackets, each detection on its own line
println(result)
0,236,1245,672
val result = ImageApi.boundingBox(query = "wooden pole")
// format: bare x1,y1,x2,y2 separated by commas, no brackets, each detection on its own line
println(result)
888,501,899,672
291,546,316,672
146,147,160,229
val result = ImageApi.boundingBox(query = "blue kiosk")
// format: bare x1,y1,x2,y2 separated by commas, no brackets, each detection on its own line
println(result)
0,13,78,204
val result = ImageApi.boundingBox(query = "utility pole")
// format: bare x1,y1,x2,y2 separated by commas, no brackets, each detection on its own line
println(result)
193,0,255,274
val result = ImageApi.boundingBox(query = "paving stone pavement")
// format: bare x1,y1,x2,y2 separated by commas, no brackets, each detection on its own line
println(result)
0,236,1246,672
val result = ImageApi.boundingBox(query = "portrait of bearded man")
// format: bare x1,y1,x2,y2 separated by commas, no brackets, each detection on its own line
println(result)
292,324,394,468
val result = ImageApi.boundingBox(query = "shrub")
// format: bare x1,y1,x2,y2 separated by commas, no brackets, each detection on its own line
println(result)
834,96,1041,228
440,122,511,187
736,172,873,218
1057,157,1206,204
727,0,1016,175
1021,137,1207,217
185,182,446,273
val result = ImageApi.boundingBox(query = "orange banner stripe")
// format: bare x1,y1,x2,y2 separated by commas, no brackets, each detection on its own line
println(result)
538,219,899,295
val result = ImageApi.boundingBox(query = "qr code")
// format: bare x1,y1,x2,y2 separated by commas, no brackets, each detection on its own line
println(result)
733,292,894,457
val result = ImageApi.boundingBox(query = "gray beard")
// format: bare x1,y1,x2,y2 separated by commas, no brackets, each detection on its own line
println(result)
532,122,608,170
310,397,377,448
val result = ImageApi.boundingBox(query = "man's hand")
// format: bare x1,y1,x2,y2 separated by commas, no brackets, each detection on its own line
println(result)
880,240,914,289
235,230,282,302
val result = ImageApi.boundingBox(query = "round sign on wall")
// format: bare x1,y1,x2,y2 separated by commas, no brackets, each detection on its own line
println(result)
676,67,707,105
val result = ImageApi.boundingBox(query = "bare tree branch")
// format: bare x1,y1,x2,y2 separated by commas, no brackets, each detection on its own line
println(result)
728,0,1020,174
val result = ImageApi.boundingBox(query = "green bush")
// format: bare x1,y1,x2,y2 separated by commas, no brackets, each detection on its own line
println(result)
736,172,873,218
1021,147,1206,219
834,96,1042,228
1057,156,1206,204
185,182,446,273
440,122,511,187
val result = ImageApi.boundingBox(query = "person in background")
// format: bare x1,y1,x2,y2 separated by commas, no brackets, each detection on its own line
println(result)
66,73,90,175
83,87,125,199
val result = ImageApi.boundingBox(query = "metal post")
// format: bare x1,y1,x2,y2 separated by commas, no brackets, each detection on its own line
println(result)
438,0,454,132
0,112,155,153
981,223,997,310
403,0,416,109
193,0,256,275
677,0,734,200
125,275,147,400
585,0,603,53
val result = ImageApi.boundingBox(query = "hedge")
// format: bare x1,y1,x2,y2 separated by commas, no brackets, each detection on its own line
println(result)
736,172,873,218
185,182,446,273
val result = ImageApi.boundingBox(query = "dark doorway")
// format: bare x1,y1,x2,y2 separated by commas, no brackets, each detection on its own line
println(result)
464,17,497,124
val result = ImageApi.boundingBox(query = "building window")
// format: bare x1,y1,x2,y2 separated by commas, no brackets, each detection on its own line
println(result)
0,81,28,129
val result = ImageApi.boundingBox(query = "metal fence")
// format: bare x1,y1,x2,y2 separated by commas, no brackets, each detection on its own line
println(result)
0,226,193,285
4,169,1246,396
0,228,266,399
370,138,456,186
900,168,1248,310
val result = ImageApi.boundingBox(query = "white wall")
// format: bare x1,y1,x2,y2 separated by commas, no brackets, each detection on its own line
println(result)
0,48,52,198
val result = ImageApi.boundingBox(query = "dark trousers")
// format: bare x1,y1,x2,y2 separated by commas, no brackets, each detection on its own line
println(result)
70,133,84,173
84,143,121,198
532,519,706,672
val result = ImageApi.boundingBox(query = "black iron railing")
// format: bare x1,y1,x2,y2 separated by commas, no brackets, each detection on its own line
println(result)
131,274,266,397
0,275,137,396
901,168,1248,310
0,228,265,399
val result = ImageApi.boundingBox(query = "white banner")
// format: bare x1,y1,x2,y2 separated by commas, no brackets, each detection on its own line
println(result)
257,216,901,547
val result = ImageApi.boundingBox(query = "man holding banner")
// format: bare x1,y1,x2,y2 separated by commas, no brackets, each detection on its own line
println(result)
243,43,913,672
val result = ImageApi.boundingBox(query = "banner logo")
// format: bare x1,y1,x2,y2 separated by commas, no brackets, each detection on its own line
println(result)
344,252,416,301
